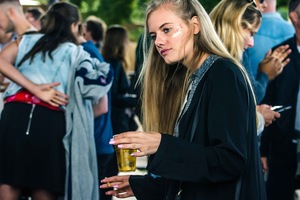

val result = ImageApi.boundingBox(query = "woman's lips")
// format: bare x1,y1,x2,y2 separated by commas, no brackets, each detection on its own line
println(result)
160,49,170,56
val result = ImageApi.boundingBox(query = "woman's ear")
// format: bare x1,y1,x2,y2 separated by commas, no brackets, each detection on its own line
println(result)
190,16,200,35
289,11,298,25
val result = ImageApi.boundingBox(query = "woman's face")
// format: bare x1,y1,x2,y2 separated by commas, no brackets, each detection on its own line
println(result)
242,27,258,50
71,22,79,37
147,5,199,65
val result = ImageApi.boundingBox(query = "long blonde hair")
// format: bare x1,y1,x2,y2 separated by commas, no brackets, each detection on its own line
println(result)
139,0,255,134
210,0,262,61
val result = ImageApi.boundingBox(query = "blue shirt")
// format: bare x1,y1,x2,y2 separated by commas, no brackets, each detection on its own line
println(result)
243,12,295,103
82,41,115,155
5,34,80,98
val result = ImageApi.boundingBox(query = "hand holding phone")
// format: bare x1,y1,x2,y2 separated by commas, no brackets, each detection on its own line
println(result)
271,105,292,113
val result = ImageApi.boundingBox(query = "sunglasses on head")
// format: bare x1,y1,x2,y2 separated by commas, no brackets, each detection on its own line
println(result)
247,0,265,6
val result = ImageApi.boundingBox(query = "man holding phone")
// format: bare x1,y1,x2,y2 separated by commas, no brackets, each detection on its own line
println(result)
260,0,300,199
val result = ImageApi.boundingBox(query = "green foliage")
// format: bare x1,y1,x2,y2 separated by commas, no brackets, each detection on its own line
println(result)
67,0,220,41
277,0,290,8
98,0,135,25
37,0,48,5
278,7,289,20
200,0,220,13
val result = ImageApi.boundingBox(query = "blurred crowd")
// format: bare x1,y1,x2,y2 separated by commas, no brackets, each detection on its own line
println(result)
0,0,299,200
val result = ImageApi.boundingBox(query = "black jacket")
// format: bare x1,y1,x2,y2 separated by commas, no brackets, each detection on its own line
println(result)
108,58,137,134
260,35,300,165
130,58,266,200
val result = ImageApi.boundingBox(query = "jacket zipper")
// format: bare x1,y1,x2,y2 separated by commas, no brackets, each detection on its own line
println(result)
26,104,35,135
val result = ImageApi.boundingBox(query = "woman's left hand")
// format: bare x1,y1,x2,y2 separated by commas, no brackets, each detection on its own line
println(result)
109,131,162,156
34,82,69,107
100,175,134,198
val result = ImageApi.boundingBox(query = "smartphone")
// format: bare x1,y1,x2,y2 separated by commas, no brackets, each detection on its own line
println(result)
271,105,292,113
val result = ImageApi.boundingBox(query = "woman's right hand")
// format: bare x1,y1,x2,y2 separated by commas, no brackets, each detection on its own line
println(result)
109,131,162,156
100,175,134,198
256,104,280,127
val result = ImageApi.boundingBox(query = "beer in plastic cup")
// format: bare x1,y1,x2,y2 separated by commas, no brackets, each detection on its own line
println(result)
115,147,137,172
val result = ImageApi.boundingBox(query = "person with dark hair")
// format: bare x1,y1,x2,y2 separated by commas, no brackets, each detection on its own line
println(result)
0,1,112,199
82,16,107,51
25,7,45,30
260,0,300,199
102,25,137,135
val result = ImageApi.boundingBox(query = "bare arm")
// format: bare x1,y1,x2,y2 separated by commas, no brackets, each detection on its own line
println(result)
0,39,68,106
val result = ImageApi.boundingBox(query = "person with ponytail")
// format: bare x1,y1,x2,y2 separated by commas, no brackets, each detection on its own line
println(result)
0,2,112,199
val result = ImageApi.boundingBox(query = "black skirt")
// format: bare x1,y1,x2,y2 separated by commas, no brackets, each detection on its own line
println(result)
0,102,66,195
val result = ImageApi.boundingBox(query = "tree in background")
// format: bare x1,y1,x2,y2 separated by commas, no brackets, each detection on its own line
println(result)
201,0,220,13
66,0,223,40
277,0,291,20
40,0,289,40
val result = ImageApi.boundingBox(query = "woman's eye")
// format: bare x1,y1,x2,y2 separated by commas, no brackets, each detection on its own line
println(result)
163,28,171,33
150,35,156,41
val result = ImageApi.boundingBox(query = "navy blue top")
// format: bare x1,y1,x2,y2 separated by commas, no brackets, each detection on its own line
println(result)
82,41,115,154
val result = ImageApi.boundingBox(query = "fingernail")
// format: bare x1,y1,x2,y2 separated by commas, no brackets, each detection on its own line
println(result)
118,144,123,148
109,139,115,144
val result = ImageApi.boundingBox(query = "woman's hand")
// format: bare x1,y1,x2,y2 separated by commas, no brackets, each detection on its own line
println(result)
259,44,291,80
100,175,134,198
261,157,268,173
109,131,162,156
256,104,280,127
33,82,68,107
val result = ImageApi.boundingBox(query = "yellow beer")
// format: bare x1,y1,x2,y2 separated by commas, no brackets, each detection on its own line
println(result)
115,148,137,172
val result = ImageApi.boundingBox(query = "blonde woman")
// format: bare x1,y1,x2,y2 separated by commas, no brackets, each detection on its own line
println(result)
210,0,291,132
101,0,266,199
210,0,291,108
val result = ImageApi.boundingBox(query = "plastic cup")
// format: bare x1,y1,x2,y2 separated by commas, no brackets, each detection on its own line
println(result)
115,147,137,172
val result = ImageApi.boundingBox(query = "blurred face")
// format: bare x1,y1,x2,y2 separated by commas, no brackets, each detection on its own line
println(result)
291,5,300,30
0,29,12,40
254,0,267,12
25,12,40,30
71,22,79,37
25,12,34,23
243,27,258,50
82,23,92,41
147,5,199,66
0,7,15,33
